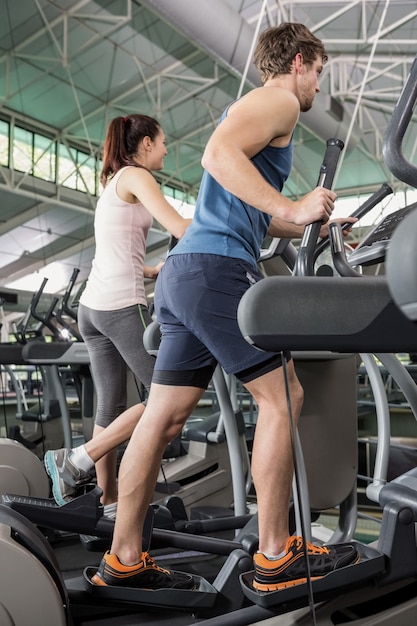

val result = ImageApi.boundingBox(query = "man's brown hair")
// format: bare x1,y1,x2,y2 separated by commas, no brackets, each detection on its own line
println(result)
254,22,328,85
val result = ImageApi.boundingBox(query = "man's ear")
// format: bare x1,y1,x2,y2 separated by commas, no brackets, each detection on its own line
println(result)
294,52,304,74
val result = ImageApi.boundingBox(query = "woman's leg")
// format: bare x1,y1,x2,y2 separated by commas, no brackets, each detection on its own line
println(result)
78,305,131,504
87,304,156,504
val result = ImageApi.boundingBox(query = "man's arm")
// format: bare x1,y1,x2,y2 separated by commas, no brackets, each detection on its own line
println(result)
268,216,358,239
201,87,335,226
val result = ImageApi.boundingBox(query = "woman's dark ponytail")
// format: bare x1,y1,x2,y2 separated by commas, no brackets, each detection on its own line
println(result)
100,114,160,187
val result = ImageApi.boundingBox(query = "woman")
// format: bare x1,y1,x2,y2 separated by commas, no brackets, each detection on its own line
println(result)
45,114,190,515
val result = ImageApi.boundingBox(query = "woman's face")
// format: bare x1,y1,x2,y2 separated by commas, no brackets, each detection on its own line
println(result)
149,128,168,170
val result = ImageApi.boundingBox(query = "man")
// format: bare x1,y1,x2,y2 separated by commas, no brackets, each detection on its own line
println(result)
48,22,359,591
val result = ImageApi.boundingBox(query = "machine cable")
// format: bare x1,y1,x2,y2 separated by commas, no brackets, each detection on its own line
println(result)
281,351,317,625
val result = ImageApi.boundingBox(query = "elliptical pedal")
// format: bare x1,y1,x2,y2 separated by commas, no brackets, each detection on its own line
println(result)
1,484,112,536
2,493,58,508
79,533,110,552
82,566,218,609
240,541,385,609
81,501,218,610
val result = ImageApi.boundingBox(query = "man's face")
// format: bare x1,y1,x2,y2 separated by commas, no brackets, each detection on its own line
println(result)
298,56,323,112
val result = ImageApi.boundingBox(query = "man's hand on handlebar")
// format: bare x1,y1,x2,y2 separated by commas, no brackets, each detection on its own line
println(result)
292,187,337,226
319,216,358,239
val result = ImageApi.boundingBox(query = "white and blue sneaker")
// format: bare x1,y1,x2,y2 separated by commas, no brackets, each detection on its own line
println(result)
44,448,92,506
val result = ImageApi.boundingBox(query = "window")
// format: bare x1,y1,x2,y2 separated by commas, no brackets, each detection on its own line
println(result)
33,133,56,182
13,126,33,174
58,143,98,194
0,120,9,166
0,117,194,206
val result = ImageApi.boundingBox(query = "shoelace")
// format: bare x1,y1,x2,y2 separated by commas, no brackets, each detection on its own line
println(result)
142,551,171,574
294,537,330,555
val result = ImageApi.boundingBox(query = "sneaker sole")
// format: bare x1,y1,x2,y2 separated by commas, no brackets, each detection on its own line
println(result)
90,571,195,591
253,551,361,592
253,575,322,592
91,572,108,586
44,451,67,506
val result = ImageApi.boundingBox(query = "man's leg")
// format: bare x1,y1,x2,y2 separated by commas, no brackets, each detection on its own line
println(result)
244,360,303,556
245,359,359,592
108,383,205,566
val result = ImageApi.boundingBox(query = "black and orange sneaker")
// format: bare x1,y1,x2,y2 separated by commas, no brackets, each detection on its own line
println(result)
91,551,195,590
253,535,359,592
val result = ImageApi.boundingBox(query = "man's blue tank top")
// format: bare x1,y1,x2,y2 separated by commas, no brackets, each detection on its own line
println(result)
171,107,293,268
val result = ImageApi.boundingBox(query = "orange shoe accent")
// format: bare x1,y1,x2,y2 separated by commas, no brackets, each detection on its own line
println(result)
253,535,360,592
91,573,108,586
91,550,195,590
253,575,322,592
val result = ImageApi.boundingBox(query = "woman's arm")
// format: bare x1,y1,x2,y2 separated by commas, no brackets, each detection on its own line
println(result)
118,167,191,239
144,260,165,280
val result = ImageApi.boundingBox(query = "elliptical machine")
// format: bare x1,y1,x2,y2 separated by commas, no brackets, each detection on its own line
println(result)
0,53,417,626
235,53,417,625
0,135,380,626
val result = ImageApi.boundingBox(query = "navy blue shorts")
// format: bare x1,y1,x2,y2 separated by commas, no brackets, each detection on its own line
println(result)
153,254,288,388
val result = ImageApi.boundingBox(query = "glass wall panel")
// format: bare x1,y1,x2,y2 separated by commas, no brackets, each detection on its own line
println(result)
0,120,9,166
13,126,33,174
33,133,56,182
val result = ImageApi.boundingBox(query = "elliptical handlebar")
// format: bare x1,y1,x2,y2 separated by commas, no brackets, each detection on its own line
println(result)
31,277,48,312
54,268,83,341
61,267,80,321
30,278,60,340
382,55,417,189
328,222,362,277
313,182,393,263
293,137,344,277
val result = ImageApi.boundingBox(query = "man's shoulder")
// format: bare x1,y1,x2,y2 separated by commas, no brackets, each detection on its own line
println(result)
251,84,298,105
228,86,298,119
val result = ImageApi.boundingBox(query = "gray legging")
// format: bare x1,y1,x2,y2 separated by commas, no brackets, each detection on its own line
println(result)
78,302,155,427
